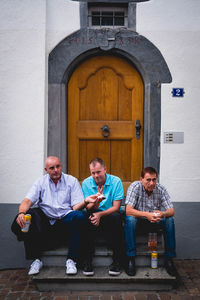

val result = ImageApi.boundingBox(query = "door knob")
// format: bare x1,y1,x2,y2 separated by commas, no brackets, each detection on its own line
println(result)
136,120,141,139
101,125,110,138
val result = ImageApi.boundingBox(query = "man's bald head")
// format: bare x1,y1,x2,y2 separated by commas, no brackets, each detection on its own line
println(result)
45,156,61,168
45,156,62,184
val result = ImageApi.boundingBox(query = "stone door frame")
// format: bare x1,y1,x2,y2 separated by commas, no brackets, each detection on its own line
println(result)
48,28,172,174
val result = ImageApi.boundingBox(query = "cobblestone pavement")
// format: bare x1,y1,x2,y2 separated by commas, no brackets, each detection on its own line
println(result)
0,260,200,300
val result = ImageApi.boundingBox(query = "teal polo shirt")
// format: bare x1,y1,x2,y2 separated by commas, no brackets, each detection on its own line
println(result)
82,174,124,211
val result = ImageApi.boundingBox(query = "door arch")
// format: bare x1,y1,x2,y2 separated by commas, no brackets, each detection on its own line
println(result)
48,29,172,178
67,55,143,191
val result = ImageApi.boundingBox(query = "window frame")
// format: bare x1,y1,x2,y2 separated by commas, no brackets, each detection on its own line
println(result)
88,5,128,28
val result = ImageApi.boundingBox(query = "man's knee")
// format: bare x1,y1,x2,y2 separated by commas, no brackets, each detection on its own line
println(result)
75,211,86,222
125,216,137,226
162,216,175,227
106,212,123,226
66,210,86,225
109,211,121,219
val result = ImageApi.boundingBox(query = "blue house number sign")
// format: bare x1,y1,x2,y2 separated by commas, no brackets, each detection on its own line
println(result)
172,88,185,97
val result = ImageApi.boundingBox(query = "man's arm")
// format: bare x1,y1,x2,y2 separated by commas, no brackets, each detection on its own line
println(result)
72,195,100,211
155,207,175,218
126,204,154,221
16,198,33,228
89,200,121,226
95,200,121,217
126,204,175,223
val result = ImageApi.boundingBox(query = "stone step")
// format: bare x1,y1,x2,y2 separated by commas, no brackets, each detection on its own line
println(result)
95,232,163,246
136,233,163,244
41,244,165,267
33,266,176,291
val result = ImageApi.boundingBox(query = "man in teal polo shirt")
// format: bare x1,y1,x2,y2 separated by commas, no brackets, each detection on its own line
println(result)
82,158,125,276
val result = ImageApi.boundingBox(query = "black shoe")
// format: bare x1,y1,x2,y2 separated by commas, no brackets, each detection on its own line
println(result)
82,260,94,276
126,257,136,276
109,261,121,276
164,258,176,276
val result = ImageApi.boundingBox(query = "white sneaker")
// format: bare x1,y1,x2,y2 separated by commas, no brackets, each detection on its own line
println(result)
28,259,43,275
66,259,77,275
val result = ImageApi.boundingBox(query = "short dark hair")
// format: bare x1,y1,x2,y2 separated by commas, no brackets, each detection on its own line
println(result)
141,166,158,178
89,158,105,168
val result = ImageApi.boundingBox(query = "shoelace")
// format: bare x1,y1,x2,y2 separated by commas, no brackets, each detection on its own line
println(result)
30,260,41,270
66,259,76,270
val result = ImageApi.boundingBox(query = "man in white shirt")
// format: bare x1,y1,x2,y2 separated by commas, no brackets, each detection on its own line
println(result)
14,156,95,276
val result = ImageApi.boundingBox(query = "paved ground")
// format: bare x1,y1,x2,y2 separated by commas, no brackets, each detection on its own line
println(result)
0,260,200,300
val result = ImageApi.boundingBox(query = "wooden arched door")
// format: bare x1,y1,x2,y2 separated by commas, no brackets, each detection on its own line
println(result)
68,55,143,193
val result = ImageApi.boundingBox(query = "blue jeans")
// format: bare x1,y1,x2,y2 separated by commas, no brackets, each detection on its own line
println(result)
124,216,176,258
63,210,86,260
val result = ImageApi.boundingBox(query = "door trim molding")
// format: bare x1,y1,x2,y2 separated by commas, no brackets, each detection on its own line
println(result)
48,28,172,175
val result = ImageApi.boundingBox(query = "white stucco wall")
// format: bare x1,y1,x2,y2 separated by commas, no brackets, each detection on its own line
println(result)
46,0,80,54
0,0,80,204
0,0,47,203
137,0,200,202
0,0,199,204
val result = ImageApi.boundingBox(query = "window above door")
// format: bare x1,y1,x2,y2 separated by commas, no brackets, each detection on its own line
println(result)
79,1,137,30
88,4,128,28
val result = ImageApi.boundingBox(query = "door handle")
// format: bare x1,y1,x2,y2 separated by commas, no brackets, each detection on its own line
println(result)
136,120,141,139
101,125,110,138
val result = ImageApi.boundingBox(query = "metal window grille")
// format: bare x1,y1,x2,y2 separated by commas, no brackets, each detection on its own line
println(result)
88,6,128,28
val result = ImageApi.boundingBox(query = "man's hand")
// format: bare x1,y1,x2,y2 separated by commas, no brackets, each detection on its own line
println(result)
152,210,162,222
85,194,104,210
16,198,32,228
16,213,26,228
85,194,98,204
89,212,101,226
146,211,163,223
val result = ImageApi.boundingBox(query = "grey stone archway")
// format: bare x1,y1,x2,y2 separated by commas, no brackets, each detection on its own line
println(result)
48,28,172,174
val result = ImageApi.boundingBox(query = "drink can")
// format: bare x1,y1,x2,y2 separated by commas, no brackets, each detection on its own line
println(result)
151,251,158,269
21,214,31,232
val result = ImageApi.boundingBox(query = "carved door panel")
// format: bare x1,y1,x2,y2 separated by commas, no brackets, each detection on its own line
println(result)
68,55,143,192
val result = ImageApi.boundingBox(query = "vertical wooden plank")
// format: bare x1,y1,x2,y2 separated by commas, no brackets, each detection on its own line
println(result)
68,72,80,178
131,75,144,181
79,140,111,180
110,140,131,181
79,140,88,180
118,75,132,121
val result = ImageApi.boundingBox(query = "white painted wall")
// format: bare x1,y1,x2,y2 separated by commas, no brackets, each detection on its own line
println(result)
0,0,80,204
46,0,80,54
0,0,47,203
137,0,200,202
0,0,199,204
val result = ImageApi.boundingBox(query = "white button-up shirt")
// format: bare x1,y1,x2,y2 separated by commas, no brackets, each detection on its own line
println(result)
25,173,84,219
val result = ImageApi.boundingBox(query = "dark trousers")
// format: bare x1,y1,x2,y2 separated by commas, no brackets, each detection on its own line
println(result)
11,208,86,261
84,211,125,264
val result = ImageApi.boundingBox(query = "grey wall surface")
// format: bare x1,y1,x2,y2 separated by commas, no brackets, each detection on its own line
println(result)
1,202,200,269
1,204,29,270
